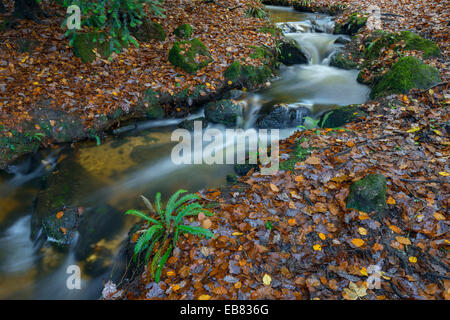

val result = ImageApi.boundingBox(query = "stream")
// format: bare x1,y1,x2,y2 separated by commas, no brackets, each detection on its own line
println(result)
0,6,369,299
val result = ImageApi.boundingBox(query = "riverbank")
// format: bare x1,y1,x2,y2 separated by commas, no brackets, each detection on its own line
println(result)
0,0,278,169
114,1,449,300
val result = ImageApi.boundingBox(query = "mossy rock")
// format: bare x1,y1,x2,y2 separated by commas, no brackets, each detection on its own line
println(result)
334,12,367,36
137,89,165,119
168,38,212,74
279,138,312,171
346,174,387,214
72,32,115,63
370,56,441,99
131,19,166,42
204,99,242,127
224,61,242,82
174,23,194,39
234,163,258,176
278,38,308,66
319,105,367,128
224,61,273,87
178,117,208,131
329,52,358,70
365,31,441,61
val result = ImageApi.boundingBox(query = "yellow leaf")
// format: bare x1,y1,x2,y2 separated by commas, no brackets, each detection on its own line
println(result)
358,227,368,236
409,256,417,263
387,197,396,205
433,212,445,221
234,282,242,289
288,218,296,226
433,129,442,136
198,294,211,300
318,233,326,240
56,211,64,220
262,274,272,286
172,284,181,291
294,175,305,183
232,232,243,236
396,236,411,245
438,171,450,177
313,244,322,251
167,271,176,277
351,238,364,247
360,267,368,276
269,183,279,192
227,81,232,85
406,127,421,133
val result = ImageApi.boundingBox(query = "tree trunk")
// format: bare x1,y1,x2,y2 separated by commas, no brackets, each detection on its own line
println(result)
14,0,46,22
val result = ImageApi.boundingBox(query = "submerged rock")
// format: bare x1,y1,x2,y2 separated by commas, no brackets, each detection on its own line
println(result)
346,174,387,214
256,105,310,129
168,38,212,74
204,99,242,127
278,38,308,66
318,105,367,128
370,56,441,98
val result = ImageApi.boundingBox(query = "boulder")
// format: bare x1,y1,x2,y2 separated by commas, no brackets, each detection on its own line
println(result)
334,12,368,36
204,99,242,127
329,52,358,70
136,89,165,119
173,23,194,39
178,117,208,131
370,56,441,99
130,19,166,42
168,38,212,74
346,174,387,214
319,105,367,128
257,105,310,129
278,38,308,66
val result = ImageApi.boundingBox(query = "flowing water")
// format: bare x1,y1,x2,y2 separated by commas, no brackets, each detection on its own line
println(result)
0,6,369,299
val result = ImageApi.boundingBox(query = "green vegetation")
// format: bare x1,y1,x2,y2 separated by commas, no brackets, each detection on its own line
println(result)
174,23,194,39
370,56,441,98
334,12,368,35
346,174,387,214
245,5,268,19
168,38,212,74
280,137,313,171
319,105,367,128
125,190,214,283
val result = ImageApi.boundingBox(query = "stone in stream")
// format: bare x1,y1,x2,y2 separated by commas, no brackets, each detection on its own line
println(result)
278,38,308,66
256,104,311,129
329,51,358,70
177,117,208,131
346,174,387,215
369,56,441,99
204,99,242,127
318,105,367,128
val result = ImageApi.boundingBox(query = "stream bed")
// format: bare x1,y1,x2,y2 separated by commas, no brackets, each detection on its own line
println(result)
0,6,369,299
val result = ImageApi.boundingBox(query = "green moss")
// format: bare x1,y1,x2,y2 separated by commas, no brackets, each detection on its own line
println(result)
131,19,166,42
168,38,212,74
346,174,387,214
249,46,273,60
365,31,441,61
224,61,242,82
329,52,358,70
174,23,194,39
335,12,367,35
280,138,312,171
370,56,441,98
319,105,367,128
258,26,278,36
72,32,117,63
137,89,165,119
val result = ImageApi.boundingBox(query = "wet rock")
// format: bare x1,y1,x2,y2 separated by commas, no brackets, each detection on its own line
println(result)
278,38,308,66
222,89,246,100
136,89,165,120
40,206,80,246
130,19,166,42
84,247,114,276
224,62,273,87
177,117,208,131
234,163,258,176
168,38,212,74
335,36,350,45
204,99,242,127
256,105,310,129
329,52,358,70
369,56,441,99
318,105,367,128
346,173,387,214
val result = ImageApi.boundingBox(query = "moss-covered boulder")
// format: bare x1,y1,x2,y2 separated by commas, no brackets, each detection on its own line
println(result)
178,117,208,131
136,89,165,119
365,31,441,61
370,56,441,98
72,32,113,63
330,52,358,70
334,12,368,36
168,38,212,74
278,38,308,66
204,99,242,127
130,19,166,42
319,105,367,128
224,61,273,87
346,174,387,214
256,105,310,129
174,23,194,39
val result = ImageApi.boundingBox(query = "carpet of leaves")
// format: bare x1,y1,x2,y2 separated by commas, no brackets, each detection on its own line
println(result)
0,0,273,130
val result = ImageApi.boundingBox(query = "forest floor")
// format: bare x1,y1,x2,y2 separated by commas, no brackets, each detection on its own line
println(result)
112,0,449,300
0,0,273,168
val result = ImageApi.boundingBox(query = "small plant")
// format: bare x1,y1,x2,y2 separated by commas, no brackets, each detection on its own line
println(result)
297,116,320,130
125,190,214,282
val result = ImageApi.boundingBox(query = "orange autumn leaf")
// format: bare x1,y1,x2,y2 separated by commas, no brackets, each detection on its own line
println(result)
387,196,396,205
56,211,64,219
60,227,67,235
351,238,364,247
294,175,305,183
269,183,279,192
305,156,321,165
288,218,296,226
389,224,404,234
396,236,411,245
